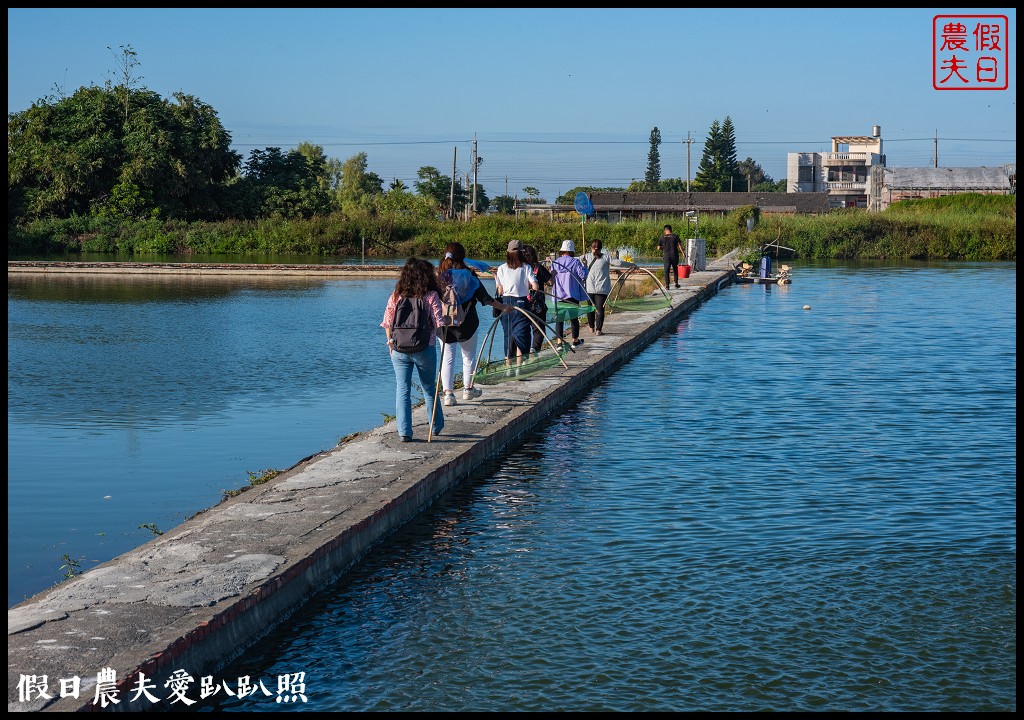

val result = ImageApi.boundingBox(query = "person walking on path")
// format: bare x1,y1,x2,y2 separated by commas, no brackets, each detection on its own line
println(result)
658,224,685,289
436,243,508,407
494,239,538,366
380,258,449,442
522,244,553,356
581,238,628,336
550,239,588,347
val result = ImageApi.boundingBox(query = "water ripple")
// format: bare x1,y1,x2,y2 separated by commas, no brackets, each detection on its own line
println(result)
196,263,1015,712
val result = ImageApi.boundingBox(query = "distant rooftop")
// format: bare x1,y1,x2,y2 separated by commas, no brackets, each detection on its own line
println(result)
882,167,1013,190
832,136,878,144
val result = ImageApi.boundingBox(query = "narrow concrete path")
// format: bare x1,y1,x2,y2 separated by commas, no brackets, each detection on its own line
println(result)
8,257,738,712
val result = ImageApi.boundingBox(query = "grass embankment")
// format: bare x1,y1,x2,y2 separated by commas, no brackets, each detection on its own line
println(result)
9,194,1015,262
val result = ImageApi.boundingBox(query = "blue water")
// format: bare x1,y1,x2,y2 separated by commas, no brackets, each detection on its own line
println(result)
7,274,403,606
8,263,1016,711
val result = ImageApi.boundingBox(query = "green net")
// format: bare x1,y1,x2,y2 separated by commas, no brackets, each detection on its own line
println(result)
472,344,571,385
607,295,673,312
606,267,672,313
547,303,594,323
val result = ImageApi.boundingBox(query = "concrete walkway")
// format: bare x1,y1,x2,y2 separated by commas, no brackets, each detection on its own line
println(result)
8,257,738,712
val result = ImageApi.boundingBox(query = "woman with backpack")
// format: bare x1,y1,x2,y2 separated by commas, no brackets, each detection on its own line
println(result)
436,243,508,407
380,257,450,442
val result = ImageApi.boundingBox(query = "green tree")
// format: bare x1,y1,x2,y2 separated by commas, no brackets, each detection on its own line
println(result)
377,185,435,219
522,186,545,204
415,166,465,217
225,147,333,220
337,152,383,216
736,157,773,192
656,177,688,192
94,180,159,221
692,119,724,192
491,194,516,214
8,84,240,222
692,117,743,193
296,142,333,196
469,184,490,214
645,126,662,189
719,116,742,191
556,186,626,204
106,44,143,123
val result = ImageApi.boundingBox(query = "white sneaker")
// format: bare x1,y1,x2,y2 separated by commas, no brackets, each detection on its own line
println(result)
462,386,483,401
443,392,457,407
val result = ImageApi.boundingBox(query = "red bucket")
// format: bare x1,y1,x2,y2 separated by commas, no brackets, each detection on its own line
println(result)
678,264,692,279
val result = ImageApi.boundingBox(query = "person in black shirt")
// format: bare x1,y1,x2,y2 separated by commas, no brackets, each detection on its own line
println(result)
658,224,685,289
522,244,553,355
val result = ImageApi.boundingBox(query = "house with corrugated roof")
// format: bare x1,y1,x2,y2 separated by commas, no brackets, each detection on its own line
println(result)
870,166,1015,210
513,191,828,222
585,191,828,221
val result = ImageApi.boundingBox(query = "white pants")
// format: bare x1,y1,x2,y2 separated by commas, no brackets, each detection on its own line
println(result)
439,333,479,394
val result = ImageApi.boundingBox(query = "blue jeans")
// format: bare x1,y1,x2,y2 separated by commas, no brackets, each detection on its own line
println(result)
500,296,531,359
390,345,443,439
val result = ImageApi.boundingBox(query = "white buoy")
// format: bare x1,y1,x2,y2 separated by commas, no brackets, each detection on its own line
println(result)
803,305,811,310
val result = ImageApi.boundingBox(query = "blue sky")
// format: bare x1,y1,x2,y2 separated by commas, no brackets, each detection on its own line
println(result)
8,8,1017,203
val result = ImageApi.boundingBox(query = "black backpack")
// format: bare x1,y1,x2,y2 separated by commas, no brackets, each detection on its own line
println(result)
390,296,431,353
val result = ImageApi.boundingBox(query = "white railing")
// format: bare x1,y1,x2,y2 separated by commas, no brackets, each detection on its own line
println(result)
824,152,870,163
827,181,867,191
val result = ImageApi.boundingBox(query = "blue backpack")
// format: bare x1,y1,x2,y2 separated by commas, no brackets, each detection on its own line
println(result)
439,269,480,327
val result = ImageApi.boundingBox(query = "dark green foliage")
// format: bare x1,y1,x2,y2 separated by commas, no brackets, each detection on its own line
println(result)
693,117,743,192
645,127,662,188
8,85,240,223
737,157,775,192
719,117,741,191
9,199,1014,262
729,196,1016,261
414,166,466,217
224,147,334,220
556,186,625,204
491,195,516,214
884,192,1016,217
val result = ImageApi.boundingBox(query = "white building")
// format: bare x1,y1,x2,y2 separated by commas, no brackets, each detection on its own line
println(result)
788,125,885,209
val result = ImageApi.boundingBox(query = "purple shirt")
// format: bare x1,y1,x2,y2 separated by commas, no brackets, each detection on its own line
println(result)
551,255,588,302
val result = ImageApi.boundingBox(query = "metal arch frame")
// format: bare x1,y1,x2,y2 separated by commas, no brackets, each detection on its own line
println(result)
607,264,673,314
472,305,570,385
549,259,595,327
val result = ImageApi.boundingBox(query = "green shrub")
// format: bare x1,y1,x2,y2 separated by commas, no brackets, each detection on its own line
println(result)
9,194,1015,262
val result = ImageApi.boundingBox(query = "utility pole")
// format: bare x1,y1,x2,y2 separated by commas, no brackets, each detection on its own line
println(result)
934,129,938,168
683,131,694,192
449,146,457,219
472,133,478,218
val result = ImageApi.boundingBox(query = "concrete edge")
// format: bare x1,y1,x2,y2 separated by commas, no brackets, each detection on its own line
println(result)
9,262,736,712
